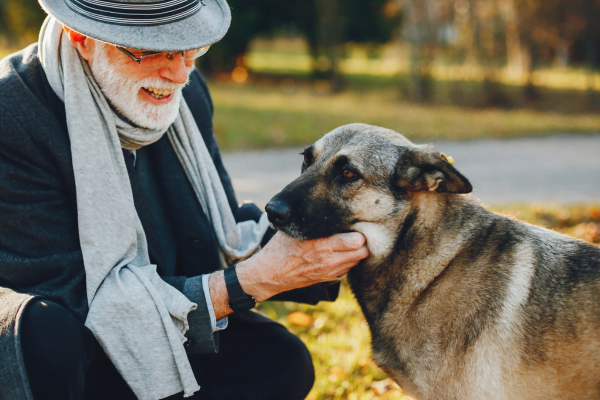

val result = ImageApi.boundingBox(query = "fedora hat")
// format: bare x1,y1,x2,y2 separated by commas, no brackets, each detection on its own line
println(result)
38,0,231,52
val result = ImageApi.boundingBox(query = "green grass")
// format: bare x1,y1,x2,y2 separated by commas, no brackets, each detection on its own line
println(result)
210,81,600,151
256,203,600,400
246,46,600,92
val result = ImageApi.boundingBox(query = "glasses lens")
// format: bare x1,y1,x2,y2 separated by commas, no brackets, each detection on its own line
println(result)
183,45,210,61
139,53,171,70
134,46,210,70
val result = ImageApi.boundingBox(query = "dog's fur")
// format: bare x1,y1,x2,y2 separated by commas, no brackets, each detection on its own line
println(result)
266,123,600,400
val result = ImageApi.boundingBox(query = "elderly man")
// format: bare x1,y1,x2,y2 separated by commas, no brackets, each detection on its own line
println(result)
0,0,369,399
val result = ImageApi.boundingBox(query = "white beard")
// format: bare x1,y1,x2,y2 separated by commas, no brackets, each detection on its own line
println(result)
89,43,191,130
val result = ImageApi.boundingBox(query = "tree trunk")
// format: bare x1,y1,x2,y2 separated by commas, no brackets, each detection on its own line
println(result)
584,0,599,104
404,0,434,103
501,0,524,80
314,0,346,92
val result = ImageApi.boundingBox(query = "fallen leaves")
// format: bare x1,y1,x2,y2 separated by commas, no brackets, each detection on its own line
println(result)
328,366,348,381
572,222,600,243
371,378,399,395
288,311,312,326
494,204,600,244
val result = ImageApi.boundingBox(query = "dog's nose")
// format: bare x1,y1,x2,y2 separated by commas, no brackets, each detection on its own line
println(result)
265,200,292,225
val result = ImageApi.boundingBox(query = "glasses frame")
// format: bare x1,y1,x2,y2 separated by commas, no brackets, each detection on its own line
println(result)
116,46,208,69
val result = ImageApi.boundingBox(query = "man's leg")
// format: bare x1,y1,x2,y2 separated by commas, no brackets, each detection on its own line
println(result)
20,299,136,400
21,299,98,400
22,300,313,400
183,311,315,400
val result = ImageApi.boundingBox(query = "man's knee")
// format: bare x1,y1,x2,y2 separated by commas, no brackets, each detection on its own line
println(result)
20,299,97,400
21,299,95,363
258,324,315,400
279,329,315,400
192,316,315,400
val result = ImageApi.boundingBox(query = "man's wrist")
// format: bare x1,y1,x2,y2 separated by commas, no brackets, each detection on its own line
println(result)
235,260,273,303
224,264,256,312
208,270,232,319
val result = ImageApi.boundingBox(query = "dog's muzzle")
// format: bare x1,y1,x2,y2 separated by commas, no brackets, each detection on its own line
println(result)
265,199,292,226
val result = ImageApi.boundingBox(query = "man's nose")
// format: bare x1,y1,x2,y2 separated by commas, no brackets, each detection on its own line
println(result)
159,53,189,84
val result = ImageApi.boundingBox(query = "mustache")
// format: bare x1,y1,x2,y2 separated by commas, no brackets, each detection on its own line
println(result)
135,75,191,91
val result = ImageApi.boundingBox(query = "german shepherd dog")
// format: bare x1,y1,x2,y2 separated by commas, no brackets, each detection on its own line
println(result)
265,123,600,400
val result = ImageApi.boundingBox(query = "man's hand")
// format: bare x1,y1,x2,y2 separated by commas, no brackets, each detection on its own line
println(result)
209,232,369,319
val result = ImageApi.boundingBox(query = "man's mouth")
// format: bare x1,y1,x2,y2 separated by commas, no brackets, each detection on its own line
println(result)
142,87,175,100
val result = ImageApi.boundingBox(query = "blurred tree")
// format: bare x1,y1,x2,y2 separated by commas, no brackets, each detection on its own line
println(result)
201,0,401,88
470,0,511,106
402,0,435,102
500,0,523,79
515,0,599,102
398,0,600,105
199,0,284,74
305,0,401,90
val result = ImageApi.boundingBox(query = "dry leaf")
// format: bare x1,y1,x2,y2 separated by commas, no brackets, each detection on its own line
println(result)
288,311,312,326
590,207,600,220
329,366,347,380
371,378,396,395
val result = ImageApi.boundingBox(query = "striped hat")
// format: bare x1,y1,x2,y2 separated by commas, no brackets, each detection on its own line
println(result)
38,0,231,52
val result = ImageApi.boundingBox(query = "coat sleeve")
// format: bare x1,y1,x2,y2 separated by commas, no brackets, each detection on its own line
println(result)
162,275,219,354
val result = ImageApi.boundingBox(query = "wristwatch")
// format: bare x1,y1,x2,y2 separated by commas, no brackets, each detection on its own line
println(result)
224,264,256,312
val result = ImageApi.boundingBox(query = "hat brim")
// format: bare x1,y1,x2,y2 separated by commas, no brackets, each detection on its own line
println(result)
38,0,231,52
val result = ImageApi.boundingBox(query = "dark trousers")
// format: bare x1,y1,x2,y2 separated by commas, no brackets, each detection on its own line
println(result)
21,299,315,400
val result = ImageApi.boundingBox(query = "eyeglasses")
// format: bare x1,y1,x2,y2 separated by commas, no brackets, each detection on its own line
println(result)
116,45,210,70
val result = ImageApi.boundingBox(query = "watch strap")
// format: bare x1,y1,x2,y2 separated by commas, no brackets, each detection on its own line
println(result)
224,264,256,312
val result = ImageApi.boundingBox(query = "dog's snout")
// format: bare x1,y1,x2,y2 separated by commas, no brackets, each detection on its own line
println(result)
266,200,292,225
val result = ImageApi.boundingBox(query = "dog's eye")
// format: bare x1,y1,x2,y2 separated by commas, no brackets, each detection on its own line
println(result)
300,151,311,166
342,170,356,179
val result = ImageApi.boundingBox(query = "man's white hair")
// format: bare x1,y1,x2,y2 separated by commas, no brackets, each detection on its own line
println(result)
90,41,192,130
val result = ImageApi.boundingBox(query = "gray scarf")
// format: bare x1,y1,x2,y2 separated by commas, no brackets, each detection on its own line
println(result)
38,17,269,400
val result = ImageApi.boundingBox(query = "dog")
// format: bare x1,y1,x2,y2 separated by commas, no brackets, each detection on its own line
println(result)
265,123,600,400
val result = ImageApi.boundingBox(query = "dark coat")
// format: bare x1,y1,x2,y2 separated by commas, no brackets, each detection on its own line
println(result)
0,44,339,400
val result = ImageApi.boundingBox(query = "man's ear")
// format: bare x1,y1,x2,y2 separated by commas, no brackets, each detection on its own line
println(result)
63,27,95,61
395,147,473,193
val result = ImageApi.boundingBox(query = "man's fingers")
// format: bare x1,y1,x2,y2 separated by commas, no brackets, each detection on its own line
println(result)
318,232,367,252
330,261,360,280
321,246,369,272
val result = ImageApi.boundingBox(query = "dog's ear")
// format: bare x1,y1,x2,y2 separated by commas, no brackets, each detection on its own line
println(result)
395,147,472,193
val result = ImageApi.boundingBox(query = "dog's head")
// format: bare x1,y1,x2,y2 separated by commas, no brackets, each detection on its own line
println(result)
266,123,472,258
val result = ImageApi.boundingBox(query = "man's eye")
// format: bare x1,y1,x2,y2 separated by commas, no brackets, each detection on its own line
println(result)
342,170,356,179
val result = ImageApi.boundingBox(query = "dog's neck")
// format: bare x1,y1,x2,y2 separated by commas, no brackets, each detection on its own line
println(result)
348,192,481,329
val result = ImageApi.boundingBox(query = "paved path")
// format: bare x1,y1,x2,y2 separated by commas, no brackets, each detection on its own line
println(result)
222,134,600,209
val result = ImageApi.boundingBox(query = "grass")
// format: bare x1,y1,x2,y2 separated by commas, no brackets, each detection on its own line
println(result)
210,81,600,151
256,203,600,400
246,48,600,92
